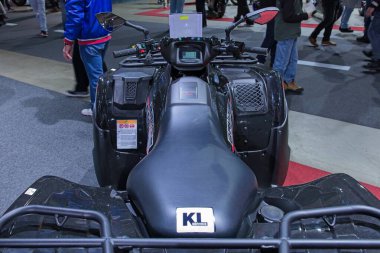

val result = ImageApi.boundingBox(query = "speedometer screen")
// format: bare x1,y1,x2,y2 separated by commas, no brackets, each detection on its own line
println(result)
182,51,197,59
178,46,202,64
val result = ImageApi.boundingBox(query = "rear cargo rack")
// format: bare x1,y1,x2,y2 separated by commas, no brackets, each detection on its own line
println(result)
0,205,379,252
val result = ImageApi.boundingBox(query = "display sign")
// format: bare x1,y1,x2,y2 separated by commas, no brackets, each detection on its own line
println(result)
169,13,202,38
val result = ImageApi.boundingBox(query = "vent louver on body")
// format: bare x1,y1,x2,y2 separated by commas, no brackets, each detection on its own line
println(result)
232,79,267,113
125,81,138,100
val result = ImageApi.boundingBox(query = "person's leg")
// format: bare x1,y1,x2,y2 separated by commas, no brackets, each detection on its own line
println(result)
60,0,66,28
273,39,293,81
257,20,275,64
73,41,89,93
36,0,48,33
284,38,303,92
0,2,6,26
322,1,340,43
340,6,354,29
0,1,6,15
364,16,371,38
79,42,108,110
368,16,380,61
196,0,207,27
235,0,249,20
321,0,338,40
269,41,277,68
364,0,372,38
29,0,38,15
358,0,371,42
310,0,335,39
283,38,298,83
170,0,177,14
176,0,185,13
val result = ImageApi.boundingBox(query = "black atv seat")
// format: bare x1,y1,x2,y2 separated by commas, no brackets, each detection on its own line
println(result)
127,77,258,237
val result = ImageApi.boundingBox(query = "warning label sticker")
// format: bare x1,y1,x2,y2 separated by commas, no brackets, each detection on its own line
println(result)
116,120,138,149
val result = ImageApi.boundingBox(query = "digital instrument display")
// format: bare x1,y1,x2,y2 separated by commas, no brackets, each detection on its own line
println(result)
178,47,202,64
182,51,198,59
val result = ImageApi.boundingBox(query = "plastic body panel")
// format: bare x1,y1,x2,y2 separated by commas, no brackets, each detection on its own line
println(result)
1,174,379,253
93,67,170,189
214,64,290,187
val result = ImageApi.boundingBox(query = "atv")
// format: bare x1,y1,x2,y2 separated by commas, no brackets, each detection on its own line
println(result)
92,10,289,190
0,8,379,253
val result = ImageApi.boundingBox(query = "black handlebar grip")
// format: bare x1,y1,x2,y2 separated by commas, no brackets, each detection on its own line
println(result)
113,48,137,58
244,46,268,55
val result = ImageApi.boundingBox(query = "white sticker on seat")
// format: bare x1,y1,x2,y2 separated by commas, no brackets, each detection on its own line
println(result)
176,207,215,233
24,188,37,196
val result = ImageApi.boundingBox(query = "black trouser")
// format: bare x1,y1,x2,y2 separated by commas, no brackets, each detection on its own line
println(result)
257,19,277,67
310,0,342,41
0,0,10,10
364,0,372,38
235,0,250,19
195,0,207,27
72,41,107,92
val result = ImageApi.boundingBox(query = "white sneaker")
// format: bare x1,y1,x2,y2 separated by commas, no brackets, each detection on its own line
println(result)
81,108,93,116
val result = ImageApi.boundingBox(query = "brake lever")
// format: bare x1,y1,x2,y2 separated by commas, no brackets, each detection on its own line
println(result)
144,51,154,65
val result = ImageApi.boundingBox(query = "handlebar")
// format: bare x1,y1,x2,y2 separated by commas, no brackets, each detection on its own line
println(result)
244,46,268,55
113,48,138,58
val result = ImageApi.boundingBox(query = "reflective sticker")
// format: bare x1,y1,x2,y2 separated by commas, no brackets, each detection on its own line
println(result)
25,188,37,196
146,97,154,154
226,96,235,151
176,208,215,233
117,120,138,149
180,15,189,20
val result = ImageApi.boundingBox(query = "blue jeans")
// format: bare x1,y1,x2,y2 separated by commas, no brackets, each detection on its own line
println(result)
340,6,354,29
170,0,185,14
29,0,47,32
273,38,298,84
79,42,108,108
368,13,380,60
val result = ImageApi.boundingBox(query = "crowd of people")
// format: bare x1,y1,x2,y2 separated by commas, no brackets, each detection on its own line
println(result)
0,0,379,114
256,0,379,94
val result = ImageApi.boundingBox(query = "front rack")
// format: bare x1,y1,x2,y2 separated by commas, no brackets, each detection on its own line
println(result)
119,53,258,67
0,205,379,252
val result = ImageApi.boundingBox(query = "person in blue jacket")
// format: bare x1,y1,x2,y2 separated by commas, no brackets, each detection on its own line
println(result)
62,0,112,116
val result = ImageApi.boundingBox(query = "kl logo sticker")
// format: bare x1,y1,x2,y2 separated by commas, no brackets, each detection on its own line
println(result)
176,208,215,233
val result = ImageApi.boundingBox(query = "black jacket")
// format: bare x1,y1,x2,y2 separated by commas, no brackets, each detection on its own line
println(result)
279,0,308,23
369,0,380,12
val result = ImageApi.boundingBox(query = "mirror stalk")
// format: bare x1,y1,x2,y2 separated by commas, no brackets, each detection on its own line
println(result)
225,17,244,43
125,21,151,40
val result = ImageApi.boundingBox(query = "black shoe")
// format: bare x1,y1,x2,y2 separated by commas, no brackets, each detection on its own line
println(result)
339,27,354,33
357,36,370,43
245,19,254,26
363,60,380,70
0,15,5,26
65,90,90,98
362,50,373,58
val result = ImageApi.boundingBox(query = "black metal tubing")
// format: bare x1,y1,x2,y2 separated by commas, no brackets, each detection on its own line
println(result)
279,205,380,253
0,205,113,253
0,238,104,247
0,205,379,253
112,238,280,248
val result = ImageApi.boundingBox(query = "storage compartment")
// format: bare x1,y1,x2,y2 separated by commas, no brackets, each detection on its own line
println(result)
112,71,153,110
